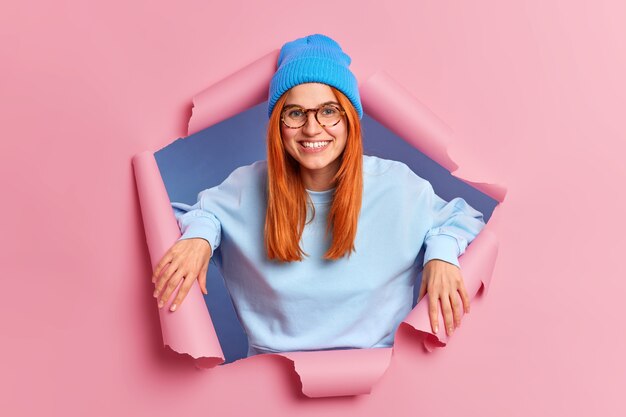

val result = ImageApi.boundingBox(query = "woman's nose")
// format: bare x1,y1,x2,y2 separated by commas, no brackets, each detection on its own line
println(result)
301,111,323,135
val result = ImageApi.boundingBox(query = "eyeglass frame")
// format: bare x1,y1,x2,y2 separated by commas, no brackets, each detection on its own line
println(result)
280,102,347,129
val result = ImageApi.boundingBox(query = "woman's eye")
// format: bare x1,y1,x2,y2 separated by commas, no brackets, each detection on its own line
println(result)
321,107,338,115
289,110,303,117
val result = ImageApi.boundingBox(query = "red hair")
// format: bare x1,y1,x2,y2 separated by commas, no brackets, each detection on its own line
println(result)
264,87,363,262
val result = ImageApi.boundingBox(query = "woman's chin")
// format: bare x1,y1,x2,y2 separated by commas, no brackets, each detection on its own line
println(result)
298,157,334,171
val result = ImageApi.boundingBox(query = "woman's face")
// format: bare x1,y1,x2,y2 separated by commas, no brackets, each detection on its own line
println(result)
280,83,348,179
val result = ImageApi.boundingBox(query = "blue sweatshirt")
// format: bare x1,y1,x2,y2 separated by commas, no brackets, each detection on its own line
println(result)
171,155,486,357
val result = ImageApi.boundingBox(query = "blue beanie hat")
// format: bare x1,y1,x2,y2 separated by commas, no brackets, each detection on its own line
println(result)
267,33,363,120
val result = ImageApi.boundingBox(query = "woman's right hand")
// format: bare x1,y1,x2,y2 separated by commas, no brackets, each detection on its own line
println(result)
152,238,213,312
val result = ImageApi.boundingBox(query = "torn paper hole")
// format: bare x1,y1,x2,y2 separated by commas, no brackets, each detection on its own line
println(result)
132,52,505,398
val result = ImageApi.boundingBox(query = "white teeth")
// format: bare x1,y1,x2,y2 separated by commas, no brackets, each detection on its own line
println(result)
302,141,330,148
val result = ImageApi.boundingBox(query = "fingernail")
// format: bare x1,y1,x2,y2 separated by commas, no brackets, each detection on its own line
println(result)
448,327,453,334
434,325,438,333
170,304,177,312
153,291,158,298
158,300,163,308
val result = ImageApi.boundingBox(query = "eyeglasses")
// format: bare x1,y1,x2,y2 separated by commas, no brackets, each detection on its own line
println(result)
280,104,346,129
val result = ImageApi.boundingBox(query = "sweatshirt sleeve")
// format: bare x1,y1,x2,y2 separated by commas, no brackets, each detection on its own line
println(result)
422,182,486,268
171,188,223,256
170,163,258,256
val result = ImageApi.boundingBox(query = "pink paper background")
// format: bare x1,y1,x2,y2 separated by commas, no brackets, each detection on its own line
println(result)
2,0,624,415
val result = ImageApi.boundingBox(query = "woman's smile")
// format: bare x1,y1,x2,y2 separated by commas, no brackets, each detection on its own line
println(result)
298,139,334,153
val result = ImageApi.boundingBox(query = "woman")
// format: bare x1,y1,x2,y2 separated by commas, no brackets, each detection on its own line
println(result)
152,34,486,357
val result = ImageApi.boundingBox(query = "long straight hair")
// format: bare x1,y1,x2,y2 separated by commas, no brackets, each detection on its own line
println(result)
264,87,363,262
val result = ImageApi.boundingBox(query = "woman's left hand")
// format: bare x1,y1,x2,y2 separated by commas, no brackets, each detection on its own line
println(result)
418,259,471,336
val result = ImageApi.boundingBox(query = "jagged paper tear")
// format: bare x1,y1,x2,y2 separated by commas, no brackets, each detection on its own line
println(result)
132,50,505,398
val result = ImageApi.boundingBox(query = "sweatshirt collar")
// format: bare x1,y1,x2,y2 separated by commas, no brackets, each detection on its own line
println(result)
306,187,335,204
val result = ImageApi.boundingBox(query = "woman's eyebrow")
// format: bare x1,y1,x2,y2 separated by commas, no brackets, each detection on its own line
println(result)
283,100,340,108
